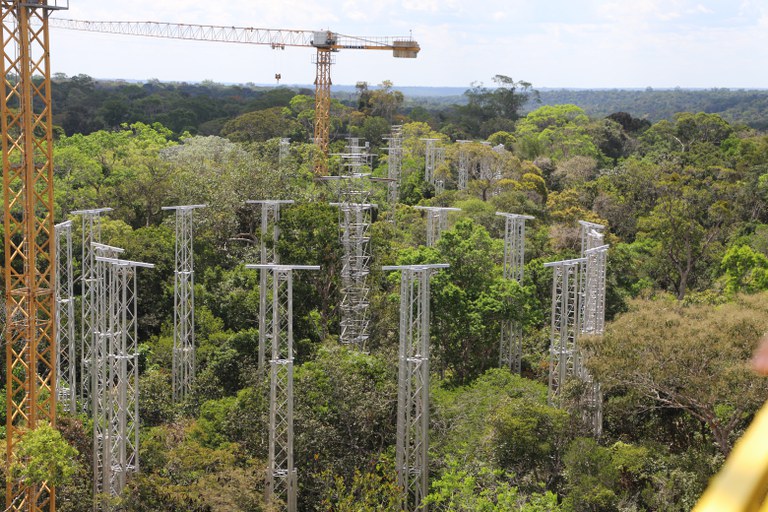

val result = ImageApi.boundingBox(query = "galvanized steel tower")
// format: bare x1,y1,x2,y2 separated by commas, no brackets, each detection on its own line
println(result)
384,263,448,511
163,204,206,402
246,264,320,512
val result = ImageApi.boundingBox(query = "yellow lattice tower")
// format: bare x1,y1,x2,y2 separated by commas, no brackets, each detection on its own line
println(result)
313,47,333,176
2,1,65,510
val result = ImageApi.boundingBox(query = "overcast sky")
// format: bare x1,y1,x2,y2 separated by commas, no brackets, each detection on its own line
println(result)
49,0,768,89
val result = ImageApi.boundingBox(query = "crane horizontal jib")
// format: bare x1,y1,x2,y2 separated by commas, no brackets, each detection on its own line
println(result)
49,18,419,56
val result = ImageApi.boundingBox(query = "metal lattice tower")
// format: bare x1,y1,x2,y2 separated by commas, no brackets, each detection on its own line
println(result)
337,201,376,346
90,243,125,507
162,205,206,402
72,207,113,412
246,200,294,377
55,221,77,414
579,220,605,256
383,264,448,512
2,3,68,508
246,264,320,512
496,213,535,373
92,255,153,508
279,137,290,167
323,169,377,348
422,138,440,184
385,125,403,206
414,206,461,247
456,140,471,190
545,258,585,404
578,222,609,437
582,244,608,335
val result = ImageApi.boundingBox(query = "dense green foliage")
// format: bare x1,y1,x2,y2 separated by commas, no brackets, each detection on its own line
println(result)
4,74,768,510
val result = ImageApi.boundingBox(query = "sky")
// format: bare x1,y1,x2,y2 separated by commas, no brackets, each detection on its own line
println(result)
48,0,768,89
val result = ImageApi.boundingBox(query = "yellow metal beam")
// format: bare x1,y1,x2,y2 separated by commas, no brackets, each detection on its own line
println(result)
693,401,768,512
2,1,57,510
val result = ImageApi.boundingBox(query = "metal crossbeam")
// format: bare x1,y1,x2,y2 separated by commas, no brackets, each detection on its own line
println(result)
496,213,535,373
55,221,77,413
384,264,448,512
246,264,319,512
163,205,206,402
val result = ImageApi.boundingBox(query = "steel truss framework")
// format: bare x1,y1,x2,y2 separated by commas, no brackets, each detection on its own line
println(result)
2,2,67,509
456,140,471,190
91,247,139,506
163,205,206,402
383,264,448,512
324,170,376,348
55,221,76,413
246,264,319,512
278,137,290,167
578,225,609,436
421,138,440,185
72,207,113,413
413,206,461,247
545,258,584,404
246,200,294,377
385,125,403,207
496,213,534,373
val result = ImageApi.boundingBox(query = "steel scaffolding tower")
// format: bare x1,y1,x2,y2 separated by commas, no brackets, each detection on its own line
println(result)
337,201,376,346
577,243,608,436
323,170,376,348
163,205,206,402
456,140,471,190
422,138,440,184
545,257,585,404
413,206,461,246
246,200,294,376
2,2,68,508
582,244,609,335
72,207,113,412
279,137,290,167
55,221,77,413
383,264,448,512
385,126,403,206
245,264,320,512
579,220,605,256
496,213,535,373
92,255,153,508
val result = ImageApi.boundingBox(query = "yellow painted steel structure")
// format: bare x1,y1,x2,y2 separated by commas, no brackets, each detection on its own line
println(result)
2,1,65,510
48,19,420,176
693,400,768,512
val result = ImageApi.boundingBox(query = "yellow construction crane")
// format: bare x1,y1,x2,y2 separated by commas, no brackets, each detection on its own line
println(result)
2,1,67,511
48,18,421,175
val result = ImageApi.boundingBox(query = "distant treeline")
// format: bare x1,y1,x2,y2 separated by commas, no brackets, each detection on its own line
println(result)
50,74,768,138
531,88,768,129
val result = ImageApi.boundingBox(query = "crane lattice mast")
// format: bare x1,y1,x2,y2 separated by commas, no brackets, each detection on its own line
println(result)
413,206,461,247
48,18,419,176
2,1,68,510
